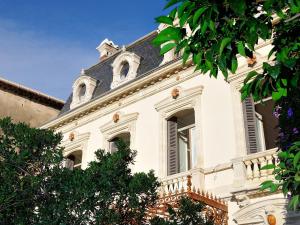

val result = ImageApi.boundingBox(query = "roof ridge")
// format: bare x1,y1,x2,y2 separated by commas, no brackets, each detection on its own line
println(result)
0,76,65,104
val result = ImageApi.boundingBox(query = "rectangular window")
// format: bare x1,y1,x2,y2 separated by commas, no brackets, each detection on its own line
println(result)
243,97,279,154
167,109,196,175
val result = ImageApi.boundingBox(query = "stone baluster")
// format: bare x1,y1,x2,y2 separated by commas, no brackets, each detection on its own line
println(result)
266,155,274,177
251,159,260,182
259,156,267,180
273,153,279,166
245,160,253,180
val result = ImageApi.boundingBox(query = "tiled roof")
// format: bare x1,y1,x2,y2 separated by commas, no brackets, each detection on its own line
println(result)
59,31,163,115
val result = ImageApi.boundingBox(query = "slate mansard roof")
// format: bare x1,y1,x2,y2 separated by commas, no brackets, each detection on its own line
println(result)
60,31,163,116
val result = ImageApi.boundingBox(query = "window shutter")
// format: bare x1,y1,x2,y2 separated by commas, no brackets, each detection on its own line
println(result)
167,117,178,175
242,97,259,154
65,159,74,170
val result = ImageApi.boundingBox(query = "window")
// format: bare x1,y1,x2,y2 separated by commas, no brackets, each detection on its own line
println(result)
120,61,129,80
109,132,131,153
70,73,97,109
111,51,140,89
243,97,279,154
65,150,82,170
167,109,196,175
78,83,86,101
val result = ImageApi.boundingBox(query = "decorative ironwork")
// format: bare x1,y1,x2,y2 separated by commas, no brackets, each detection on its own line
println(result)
147,175,228,225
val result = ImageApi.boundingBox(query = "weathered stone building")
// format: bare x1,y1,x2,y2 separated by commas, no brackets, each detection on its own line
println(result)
0,77,64,127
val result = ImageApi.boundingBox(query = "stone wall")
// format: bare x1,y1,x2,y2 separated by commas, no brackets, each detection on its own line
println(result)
0,88,62,127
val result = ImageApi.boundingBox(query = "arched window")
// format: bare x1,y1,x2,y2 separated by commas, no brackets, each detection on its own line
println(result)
109,132,131,153
70,72,97,109
167,109,196,175
120,61,130,80
111,51,140,89
65,150,82,170
78,83,87,101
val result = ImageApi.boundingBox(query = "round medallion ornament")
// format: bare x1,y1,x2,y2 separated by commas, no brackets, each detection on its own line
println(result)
113,113,120,123
171,88,180,99
267,214,276,225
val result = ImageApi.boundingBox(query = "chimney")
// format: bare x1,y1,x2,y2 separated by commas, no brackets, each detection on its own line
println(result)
96,39,119,61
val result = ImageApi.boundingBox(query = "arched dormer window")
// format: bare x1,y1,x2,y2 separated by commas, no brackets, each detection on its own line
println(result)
70,70,97,109
111,50,141,89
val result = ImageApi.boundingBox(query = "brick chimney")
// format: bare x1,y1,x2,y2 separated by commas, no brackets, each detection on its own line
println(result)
96,39,119,61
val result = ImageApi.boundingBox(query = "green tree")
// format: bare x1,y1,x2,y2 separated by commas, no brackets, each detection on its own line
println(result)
0,118,213,224
0,117,64,224
153,0,300,209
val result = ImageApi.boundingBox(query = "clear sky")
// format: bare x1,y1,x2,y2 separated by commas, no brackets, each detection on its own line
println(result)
0,0,166,100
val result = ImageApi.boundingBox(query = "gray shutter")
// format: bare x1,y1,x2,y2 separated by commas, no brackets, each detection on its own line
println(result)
167,117,178,175
242,97,259,154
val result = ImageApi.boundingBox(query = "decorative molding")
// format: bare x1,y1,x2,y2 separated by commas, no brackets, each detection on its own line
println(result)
233,197,289,225
100,112,139,151
155,85,204,179
61,131,90,168
111,51,141,89
42,58,194,130
70,73,97,109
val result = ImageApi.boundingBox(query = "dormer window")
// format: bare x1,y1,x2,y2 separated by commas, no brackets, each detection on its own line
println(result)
120,61,130,80
78,83,86,101
70,69,97,109
111,50,141,89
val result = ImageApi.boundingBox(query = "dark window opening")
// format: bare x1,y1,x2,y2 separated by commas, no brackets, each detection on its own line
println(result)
66,150,82,170
109,132,131,153
78,84,86,101
120,61,130,80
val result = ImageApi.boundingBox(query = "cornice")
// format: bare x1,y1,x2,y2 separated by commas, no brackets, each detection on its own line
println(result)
42,58,194,130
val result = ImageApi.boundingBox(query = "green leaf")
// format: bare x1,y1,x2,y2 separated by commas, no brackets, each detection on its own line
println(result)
160,43,176,55
193,6,208,27
179,12,189,27
208,20,216,33
155,16,173,25
231,57,238,73
244,71,258,84
229,0,246,15
219,37,232,55
289,195,299,210
294,151,300,168
178,1,190,17
152,27,181,46
164,0,180,9
237,41,246,57
261,164,275,170
200,20,208,35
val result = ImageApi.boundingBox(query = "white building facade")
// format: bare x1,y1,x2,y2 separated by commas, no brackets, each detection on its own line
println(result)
43,31,299,225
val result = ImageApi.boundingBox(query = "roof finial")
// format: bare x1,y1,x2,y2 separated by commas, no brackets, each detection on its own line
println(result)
80,68,85,75
121,45,126,52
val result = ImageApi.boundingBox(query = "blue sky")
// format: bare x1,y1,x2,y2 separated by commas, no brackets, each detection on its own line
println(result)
0,0,166,100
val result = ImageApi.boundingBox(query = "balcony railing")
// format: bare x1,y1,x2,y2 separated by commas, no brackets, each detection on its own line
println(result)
232,148,278,189
243,148,278,183
149,173,228,225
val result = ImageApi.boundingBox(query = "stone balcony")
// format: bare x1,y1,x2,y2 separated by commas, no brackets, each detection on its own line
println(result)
232,148,278,191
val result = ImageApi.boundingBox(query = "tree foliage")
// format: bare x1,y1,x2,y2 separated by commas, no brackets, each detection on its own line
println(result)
0,118,213,224
154,0,300,208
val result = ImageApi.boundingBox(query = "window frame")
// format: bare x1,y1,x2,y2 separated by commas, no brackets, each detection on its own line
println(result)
155,86,204,178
